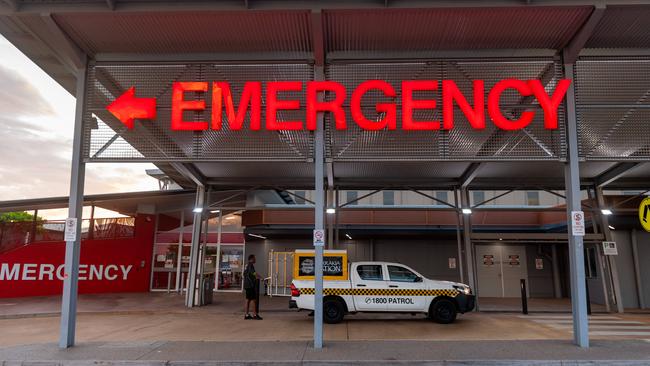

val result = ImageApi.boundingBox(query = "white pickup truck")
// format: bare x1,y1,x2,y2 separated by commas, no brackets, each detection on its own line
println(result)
289,261,474,324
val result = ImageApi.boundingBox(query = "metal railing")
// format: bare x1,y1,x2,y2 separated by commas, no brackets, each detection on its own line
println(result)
267,250,294,297
0,217,136,254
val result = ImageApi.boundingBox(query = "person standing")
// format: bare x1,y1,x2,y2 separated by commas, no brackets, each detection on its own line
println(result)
243,254,262,320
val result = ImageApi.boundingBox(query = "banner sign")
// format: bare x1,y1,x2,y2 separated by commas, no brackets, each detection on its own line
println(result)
293,249,348,281
107,79,571,132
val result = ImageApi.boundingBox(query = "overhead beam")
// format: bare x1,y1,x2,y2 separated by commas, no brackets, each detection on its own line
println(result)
460,163,482,188
595,162,639,187
2,0,650,14
311,9,325,67
561,3,606,64
170,163,207,187
31,14,87,72
94,52,311,62
562,1,606,63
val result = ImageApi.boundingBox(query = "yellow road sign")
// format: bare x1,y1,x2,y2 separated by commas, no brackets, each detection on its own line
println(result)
640,197,650,232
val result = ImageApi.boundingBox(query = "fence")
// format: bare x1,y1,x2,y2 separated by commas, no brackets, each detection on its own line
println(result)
0,217,136,254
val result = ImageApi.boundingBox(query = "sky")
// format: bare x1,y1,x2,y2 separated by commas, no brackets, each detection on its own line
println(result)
0,35,159,218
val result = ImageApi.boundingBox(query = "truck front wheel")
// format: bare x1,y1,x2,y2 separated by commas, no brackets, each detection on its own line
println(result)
429,298,457,324
323,298,345,324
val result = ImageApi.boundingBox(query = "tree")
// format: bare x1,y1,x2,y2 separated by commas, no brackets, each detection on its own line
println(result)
0,211,39,223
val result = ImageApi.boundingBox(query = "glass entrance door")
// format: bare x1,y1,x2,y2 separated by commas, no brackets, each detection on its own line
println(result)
216,244,244,291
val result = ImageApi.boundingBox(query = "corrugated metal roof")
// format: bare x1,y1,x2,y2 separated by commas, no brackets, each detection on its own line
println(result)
52,11,312,56
586,6,650,49
324,7,592,53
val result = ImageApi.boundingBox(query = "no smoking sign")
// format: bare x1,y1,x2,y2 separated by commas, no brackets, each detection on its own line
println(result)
313,229,325,247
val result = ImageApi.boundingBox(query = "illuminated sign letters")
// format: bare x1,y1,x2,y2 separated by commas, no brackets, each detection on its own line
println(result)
107,79,571,132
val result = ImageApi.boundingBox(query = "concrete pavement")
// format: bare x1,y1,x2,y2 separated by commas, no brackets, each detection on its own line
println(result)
2,293,650,364
2,339,650,365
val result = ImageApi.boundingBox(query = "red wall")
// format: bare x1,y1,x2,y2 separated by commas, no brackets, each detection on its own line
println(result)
0,214,155,298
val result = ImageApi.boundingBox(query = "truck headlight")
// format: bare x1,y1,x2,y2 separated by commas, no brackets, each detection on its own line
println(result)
453,285,471,295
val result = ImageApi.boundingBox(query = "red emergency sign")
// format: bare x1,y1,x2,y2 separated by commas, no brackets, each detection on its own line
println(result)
107,79,571,132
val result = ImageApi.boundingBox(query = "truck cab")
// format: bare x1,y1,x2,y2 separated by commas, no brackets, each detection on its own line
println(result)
290,261,475,324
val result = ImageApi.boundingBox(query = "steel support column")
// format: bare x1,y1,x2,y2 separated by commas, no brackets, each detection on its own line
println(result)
595,187,624,313
631,229,645,309
551,245,562,299
563,62,589,348
313,66,325,350
59,65,87,349
186,185,205,307
453,189,465,284
175,210,185,292
459,188,476,300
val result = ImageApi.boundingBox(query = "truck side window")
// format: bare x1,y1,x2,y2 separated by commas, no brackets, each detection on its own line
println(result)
357,265,383,281
388,265,418,282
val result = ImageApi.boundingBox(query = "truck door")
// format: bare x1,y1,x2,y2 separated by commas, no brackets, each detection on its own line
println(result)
352,264,388,311
385,265,427,311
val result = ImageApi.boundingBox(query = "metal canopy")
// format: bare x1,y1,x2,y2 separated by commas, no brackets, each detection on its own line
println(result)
3,0,649,351
2,2,650,190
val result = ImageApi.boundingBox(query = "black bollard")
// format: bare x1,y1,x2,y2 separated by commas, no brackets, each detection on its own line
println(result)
255,278,260,314
521,279,528,315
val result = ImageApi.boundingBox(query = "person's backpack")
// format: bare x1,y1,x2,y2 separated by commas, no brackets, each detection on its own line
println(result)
243,264,255,289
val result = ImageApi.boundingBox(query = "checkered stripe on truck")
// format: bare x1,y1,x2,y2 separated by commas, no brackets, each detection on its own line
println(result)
299,288,459,297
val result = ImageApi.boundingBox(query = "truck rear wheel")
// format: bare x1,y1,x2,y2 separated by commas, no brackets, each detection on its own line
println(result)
323,298,345,324
430,298,457,324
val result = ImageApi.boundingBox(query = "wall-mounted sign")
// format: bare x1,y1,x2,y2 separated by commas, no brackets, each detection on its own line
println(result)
293,249,348,281
313,229,325,247
448,258,457,269
602,241,618,256
164,259,174,269
483,255,494,266
639,197,650,232
508,254,520,266
64,218,77,242
571,211,585,236
107,79,571,132
535,258,544,270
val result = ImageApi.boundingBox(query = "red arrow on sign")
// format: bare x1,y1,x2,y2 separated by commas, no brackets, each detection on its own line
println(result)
106,87,157,129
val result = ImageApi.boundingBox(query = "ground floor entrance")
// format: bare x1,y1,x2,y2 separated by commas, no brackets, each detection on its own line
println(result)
476,245,529,298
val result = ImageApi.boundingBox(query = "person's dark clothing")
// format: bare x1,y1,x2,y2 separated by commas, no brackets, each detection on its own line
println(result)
244,262,257,300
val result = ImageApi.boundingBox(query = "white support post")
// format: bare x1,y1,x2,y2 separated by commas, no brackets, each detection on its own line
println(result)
59,65,87,349
313,66,325,350
186,186,205,307
176,210,185,292
460,188,476,298
595,187,624,313
563,62,589,348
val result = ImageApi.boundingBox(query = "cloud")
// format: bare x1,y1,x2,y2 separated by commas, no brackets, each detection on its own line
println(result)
0,36,159,204
0,113,158,201
0,64,55,117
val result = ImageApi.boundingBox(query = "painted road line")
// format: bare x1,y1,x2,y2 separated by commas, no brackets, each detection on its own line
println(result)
529,319,644,325
550,325,650,330
518,315,621,320
588,331,650,336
